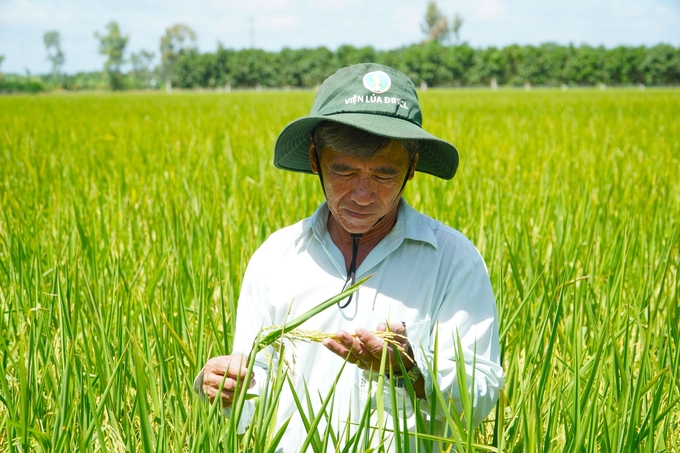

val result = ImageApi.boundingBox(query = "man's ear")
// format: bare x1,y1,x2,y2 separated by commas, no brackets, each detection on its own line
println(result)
309,140,319,175
407,152,419,181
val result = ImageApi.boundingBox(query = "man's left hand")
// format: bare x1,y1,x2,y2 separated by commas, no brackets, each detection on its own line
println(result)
322,322,415,373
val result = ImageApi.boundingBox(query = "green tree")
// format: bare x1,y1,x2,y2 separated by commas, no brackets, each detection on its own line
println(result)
469,46,506,85
94,21,128,90
212,45,234,87
297,47,335,87
515,45,550,85
400,41,453,86
278,48,307,86
563,45,606,85
129,50,156,88
43,30,65,75
442,44,475,85
603,46,645,85
130,50,154,73
160,24,197,82
171,49,208,88
421,2,464,44
421,1,450,43
228,48,277,87
640,44,680,85
451,12,464,43
540,43,572,85
336,45,377,68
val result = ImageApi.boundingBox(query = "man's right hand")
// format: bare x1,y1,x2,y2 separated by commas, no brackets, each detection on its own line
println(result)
201,355,256,407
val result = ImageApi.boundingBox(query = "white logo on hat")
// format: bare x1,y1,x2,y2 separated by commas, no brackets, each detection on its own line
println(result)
363,71,391,94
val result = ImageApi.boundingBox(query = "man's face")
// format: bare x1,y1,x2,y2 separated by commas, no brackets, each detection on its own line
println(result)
310,141,417,234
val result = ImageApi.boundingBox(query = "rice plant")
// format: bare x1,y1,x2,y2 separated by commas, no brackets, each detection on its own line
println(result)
0,88,678,452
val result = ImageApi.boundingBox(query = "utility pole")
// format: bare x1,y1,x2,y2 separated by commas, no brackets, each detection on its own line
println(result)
249,15,254,48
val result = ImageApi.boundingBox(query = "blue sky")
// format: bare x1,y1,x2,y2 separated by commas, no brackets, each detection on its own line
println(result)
1,0,679,74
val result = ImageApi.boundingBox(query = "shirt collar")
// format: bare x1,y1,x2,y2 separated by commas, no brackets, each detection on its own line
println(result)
295,200,438,250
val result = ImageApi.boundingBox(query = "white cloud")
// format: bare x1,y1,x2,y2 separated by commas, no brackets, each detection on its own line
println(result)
0,0,49,25
310,0,365,12
391,4,422,25
206,0,296,13
473,0,507,20
257,13,303,32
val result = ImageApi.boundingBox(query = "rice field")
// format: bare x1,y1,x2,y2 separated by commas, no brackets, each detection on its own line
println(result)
1,88,679,452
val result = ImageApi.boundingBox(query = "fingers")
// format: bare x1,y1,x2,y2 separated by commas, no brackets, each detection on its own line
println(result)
204,383,236,406
322,330,374,370
355,328,386,356
203,374,256,406
322,330,363,358
377,322,407,336
203,371,255,392
205,354,250,379
323,329,388,370
359,325,414,369
375,322,409,355
322,325,414,372
202,354,256,408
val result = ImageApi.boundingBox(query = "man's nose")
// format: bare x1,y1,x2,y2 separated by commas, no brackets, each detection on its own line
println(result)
350,177,375,205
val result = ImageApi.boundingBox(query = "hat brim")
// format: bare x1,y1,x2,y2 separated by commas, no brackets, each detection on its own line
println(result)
274,113,459,180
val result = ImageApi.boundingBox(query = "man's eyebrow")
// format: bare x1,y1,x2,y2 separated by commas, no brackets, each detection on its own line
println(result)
329,163,402,175
371,166,401,176
329,163,354,172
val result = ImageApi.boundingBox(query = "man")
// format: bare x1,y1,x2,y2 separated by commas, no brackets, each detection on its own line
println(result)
195,63,503,451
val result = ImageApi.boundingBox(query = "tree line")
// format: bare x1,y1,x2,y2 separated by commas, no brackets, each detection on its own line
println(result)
3,40,679,94
167,42,680,89
1,0,679,94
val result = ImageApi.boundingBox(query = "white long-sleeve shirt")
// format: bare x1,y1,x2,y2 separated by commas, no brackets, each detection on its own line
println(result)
195,200,503,451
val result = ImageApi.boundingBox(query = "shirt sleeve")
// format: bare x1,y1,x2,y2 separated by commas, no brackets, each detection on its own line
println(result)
362,247,503,429
414,253,504,428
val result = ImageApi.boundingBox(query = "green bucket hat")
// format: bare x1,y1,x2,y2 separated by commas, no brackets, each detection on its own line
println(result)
273,63,459,180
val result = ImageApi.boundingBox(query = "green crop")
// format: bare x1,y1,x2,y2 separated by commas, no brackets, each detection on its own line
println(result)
0,88,679,452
